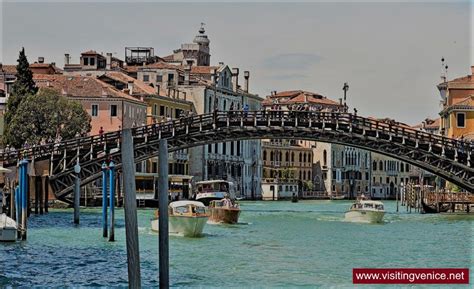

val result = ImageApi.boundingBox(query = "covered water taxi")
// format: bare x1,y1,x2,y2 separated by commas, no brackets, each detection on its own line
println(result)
151,200,208,237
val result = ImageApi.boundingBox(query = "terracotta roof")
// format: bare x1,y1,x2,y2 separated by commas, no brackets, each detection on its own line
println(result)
190,66,219,74
262,90,339,106
286,93,339,105
100,71,158,95
452,95,474,106
143,62,182,70
33,74,144,104
412,118,440,129
1,65,17,75
447,75,474,84
162,54,174,61
81,50,99,55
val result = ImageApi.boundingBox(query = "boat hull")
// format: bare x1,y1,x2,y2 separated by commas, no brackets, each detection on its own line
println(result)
151,216,208,237
209,207,241,224
0,214,17,242
344,210,385,223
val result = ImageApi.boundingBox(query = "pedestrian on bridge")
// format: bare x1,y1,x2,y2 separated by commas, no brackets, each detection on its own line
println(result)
243,104,249,118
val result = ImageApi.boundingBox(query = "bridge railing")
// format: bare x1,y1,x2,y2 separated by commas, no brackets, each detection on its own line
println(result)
0,110,471,166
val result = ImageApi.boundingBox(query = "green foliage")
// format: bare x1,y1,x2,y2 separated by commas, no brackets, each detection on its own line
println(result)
4,48,38,126
4,88,91,148
304,181,313,191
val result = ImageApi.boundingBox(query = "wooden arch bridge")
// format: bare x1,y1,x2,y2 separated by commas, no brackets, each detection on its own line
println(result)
1,111,473,202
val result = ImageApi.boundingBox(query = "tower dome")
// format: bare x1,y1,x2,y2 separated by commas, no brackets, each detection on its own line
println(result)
193,23,210,46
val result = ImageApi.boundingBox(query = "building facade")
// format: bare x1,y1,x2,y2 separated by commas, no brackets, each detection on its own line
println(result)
438,66,474,140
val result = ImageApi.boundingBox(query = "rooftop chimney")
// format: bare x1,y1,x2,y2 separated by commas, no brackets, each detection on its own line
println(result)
232,68,239,92
184,65,191,85
64,54,70,65
243,71,250,93
0,63,2,70
471,65,474,76
211,69,217,84
106,53,112,70
38,57,44,64
127,80,133,95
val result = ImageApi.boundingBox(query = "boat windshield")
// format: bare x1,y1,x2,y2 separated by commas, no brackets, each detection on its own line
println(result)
192,206,206,214
363,203,374,209
375,204,384,210
197,181,229,193
174,206,189,214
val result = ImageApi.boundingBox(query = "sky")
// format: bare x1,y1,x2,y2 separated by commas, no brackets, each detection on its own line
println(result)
1,1,472,125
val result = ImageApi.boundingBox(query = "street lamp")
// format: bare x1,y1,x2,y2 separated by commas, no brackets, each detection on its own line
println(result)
343,82,349,109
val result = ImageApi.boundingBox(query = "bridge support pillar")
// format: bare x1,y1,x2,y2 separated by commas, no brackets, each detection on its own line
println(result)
158,139,169,289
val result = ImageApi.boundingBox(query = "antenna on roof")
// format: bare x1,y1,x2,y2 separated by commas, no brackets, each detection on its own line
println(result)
441,57,448,82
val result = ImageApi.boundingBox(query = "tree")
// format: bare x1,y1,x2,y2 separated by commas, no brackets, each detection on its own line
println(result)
4,48,38,126
5,88,91,148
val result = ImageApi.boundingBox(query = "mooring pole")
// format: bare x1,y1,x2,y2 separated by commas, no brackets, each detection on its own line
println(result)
102,162,108,238
20,159,28,240
109,161,116,242
15,186,19,223
121,129,141,288
158,139,169,289
74,163,81,224
44,176,49,213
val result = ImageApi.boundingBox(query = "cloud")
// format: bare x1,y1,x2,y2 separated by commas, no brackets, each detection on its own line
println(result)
262,53,322,70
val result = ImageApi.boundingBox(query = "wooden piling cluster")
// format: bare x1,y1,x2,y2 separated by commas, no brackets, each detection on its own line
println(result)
403,183,473,213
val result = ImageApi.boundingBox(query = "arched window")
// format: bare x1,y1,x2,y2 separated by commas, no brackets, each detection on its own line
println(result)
223,99,226,110
379,160,383,171
299,152,302,163
285,151,289,162
303,153,307,163
291,152,295,162
299,170,302,180
303,171,306,180
270,151,274,161
323,150,327,166
308,171,311,180
373,161,377,171
263,151,267,161
406,163,409,172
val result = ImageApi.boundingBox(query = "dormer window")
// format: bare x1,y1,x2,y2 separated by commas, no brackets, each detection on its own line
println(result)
90,57,95,66
83,58,89,66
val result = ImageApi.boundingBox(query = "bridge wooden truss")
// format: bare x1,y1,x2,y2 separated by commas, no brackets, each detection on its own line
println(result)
1,111,472,202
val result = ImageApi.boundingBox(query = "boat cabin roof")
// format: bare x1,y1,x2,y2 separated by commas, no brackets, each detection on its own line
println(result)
195,180,233,185
359,200,384,206
169,200,206,208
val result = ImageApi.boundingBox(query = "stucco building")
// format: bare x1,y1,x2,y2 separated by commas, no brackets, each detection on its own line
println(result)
438,66,474,140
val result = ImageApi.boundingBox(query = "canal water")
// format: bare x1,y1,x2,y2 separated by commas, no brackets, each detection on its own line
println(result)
0,200,472,288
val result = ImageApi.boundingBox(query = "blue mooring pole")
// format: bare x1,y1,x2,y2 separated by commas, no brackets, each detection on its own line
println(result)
108,161,115,242
20,159,28,240
102,162,108,238
16,163,22,240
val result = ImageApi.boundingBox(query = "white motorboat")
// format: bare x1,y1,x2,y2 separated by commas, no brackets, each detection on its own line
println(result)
194,180,235,206
0,213,17,242
345,199,385,223
151,200,208,237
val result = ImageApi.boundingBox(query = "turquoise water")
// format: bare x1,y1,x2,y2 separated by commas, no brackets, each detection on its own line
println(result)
0,200,472,288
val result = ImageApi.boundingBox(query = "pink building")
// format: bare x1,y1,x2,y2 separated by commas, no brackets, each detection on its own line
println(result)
34,74,147,134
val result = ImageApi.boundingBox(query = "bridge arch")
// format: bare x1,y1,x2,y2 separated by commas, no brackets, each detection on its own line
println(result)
1,111,472,201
